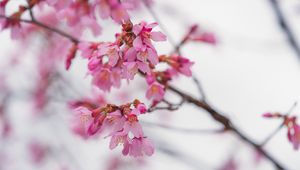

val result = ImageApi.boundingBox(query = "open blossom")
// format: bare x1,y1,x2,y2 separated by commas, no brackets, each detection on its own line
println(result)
77,21,166,92
98,42,122,67
146,82,165,101
71,99,154,157
127,137,154,157
72,106,107,138
160,54,194,77
285,116,300,150
56,0,101,36
1,6,26,39
97,0,130,24
92,68,121,92
130,22,166,65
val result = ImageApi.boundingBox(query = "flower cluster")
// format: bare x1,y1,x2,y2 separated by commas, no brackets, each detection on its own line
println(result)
71,99,154,157
263,112,300,150
0,2,26,39
0,0,150,39
77,21,166,92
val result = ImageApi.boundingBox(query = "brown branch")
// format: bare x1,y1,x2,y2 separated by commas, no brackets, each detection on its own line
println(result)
0,5,287,169
167,85,285,170
269,0,300,60
0,15,79,43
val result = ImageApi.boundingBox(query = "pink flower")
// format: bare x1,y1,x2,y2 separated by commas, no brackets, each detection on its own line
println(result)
219,158,238,170
103,110,126,135
262,112,282,118
131,21,166,65
288,124,300,150
78,42,99,59
187,24,216,45
65,43,77,70
28,141,48,164
128,137,154,157
136,103,147,114
92,68,121,92
118,113,144,138
109,134,131,155
98,42,121,67
146,82,165,101
177,57,194,76
56,1,101,36
72,107,105,138
97,0,130,24
122,62,138,80
285,117,300,150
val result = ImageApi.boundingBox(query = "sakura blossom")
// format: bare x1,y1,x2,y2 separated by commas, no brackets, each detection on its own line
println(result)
1,0,299,170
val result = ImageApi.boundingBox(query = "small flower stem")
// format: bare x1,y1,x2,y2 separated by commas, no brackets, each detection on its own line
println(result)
260,102,298,147
141,0,177,47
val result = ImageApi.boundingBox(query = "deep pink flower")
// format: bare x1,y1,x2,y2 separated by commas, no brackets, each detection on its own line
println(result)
285,117,300,150
288,124,300,150
146,82,165,101
136,103,147,114
262,112,282,118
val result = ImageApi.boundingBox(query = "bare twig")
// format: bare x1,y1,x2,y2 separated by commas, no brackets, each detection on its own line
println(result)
168,85,285,170
0,15,79,43
269,0,300,60
148,98,185,112
192,75,207,101
142,3,287,169
141,0,176,47
0,5,287,169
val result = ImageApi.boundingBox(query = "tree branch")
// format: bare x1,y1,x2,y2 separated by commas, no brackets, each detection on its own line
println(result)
167,85,286,170
0,15,79,43
269,0,300,60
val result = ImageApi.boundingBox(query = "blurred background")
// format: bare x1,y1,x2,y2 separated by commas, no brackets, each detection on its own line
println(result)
1,0,300,170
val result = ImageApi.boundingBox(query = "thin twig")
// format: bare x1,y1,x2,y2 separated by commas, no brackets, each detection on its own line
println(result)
167,85,285,170
0,6,287,170
141,3,287,169
260,102,297,146
269,0,300,60
141,0,177,47
148,98,185,112
192,75,207,101
0,15,79,43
